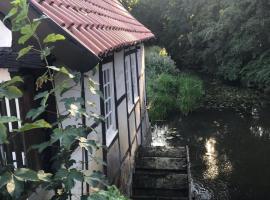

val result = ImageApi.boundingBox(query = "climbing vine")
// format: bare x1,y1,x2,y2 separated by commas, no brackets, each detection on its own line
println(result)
0,0,128,199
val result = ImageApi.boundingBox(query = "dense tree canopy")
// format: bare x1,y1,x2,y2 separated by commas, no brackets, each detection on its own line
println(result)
128,0,270,90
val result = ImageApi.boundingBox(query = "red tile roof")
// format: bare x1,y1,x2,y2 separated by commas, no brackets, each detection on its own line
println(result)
30,0,154,57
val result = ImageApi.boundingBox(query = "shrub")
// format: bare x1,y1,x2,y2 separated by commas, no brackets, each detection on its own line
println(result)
145,46,177,80
177,74,205,115
145,46,204,120
147,73,204,120
148,73,179,120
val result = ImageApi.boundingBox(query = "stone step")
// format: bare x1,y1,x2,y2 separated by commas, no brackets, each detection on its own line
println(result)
138,146,187,158
132,195,188,200
133,188,188,197
136,157,187,171
133,172,188,190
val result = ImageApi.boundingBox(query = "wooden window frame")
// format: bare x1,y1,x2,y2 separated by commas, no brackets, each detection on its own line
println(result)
102,63,118,147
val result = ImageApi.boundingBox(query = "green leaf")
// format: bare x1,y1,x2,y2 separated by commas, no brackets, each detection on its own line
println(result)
17,45,33,59
34,91,49,100
37,170,52,182
6,177,15,194
84,171,107,187
18,21,40,44
43,33,65,43
14,168,39,181
6,176,24,198
40,46,54,60
0,172,11,188
0,86,23,99
19,119,52,132
48,66,75,78
32,141,51,153
26,105,47,121
3,7,18,22
0,123,7,144
0,116,20,123
0,76,23,88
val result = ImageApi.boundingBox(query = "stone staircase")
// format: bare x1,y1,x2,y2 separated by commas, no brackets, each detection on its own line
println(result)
132,146,191,200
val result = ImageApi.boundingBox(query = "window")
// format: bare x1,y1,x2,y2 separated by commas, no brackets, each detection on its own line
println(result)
102,63,116,145
125,56,133,108
130,54,138,100
125,52,139,111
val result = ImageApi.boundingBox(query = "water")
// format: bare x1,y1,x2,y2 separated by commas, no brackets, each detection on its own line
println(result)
151,106,270,200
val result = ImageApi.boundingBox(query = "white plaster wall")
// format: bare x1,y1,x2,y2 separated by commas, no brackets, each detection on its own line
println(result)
107,138,121,183
128,112,136,144
0,69,11,82
117,101,129,159
0,20,12,47
0,20,12,77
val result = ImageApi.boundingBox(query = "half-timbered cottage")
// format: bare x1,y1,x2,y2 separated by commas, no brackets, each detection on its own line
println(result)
0,0,154,197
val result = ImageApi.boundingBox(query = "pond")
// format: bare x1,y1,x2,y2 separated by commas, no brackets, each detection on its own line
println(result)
151,105,270,200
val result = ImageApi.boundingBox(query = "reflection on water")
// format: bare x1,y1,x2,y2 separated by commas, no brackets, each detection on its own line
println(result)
151,105,270,200
203,138,219,180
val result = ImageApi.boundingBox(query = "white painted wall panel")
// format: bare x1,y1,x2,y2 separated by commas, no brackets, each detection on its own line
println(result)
117,101,129,159
114,50,125,99
129,112,136,143
135,102,141,129
0,20,12,47
107,138,121,183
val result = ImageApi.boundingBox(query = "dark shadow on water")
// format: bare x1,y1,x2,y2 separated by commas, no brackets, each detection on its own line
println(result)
151,106,270,200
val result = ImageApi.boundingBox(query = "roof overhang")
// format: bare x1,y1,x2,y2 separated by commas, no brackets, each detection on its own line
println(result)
0,1,100,72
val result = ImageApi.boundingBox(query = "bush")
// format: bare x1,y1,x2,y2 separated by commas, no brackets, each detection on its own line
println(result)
148,73,179,120
177,74,205,115
145,46,204,120
145,46,177,80
147,73,204,120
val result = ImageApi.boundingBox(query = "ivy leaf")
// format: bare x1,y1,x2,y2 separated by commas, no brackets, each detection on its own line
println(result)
0,123,7,144
32,141,51,153
0,116,20,123
0,172,11,188
14,168,39,182
17,45,33,59
26,105,47,121
43,33,65,43
19,119,52,132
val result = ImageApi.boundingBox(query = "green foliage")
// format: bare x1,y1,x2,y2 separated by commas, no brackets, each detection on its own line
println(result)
177,74,204,115
131,0,270,90
145,46,177,80
148,73,179,120
146,47,204,120
89,186,129,200
148,73,204,120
